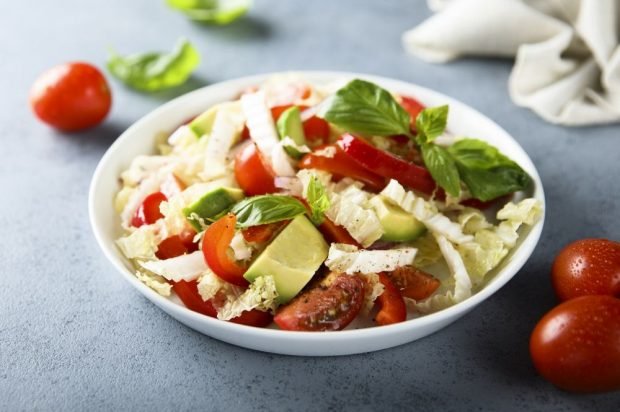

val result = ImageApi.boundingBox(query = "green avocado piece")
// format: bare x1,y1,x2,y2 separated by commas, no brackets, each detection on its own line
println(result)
276,106,307,159
244,215,328,303
370,196,426,242
182,187,244,231
188,106,218,137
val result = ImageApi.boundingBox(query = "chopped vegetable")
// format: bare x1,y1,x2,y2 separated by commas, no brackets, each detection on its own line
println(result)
325,243,417,275
231,195,306,228
217,275,278,321
137,250,207,282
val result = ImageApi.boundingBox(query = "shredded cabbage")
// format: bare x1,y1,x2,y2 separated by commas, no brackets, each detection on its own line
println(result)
230,231,254,261
380,180,473,244
409,231,442,267
326,186,383,247
361,272,385,314
116,223,163,260
135,270,172,297
197,269,241,302
325,243,417,274
137,251,207,282
200,110,243,181
217,275,279,321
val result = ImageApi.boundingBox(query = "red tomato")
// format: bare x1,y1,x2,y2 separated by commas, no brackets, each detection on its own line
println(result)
399,95,425,126
375,273,407,326
386,266,440,301
131,192,167,228
30,62,111,132
318,217,360,247
338,134,437,195
234,143,277,196
530,295,620,393
299,145,386,192
155,231,198,260
173,281,272,327
241,221,286,243
274,274,365,331
552,239,620,300
202,214,248,287
302,114,330,145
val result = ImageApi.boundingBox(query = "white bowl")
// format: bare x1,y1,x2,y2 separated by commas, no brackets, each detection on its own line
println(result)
89,71,545,356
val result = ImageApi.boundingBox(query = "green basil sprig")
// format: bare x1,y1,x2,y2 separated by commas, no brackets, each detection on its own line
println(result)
107,38,199,92
231,195,306,228
306,176,330,225
319,79,531,200
167,0,252,25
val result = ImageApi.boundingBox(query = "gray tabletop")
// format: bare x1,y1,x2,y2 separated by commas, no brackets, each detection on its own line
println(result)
2,0,619,411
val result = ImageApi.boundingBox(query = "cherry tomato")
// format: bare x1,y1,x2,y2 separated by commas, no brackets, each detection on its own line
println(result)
386,266,440,301
155,231,198,260
131,192,167,228
552,238,620,301
399,95,425,126
173,281,272,327
302,114,330,145
375,273,407,326
30,62,111,132
338,134,437,195
299,145,386,192
202,214,248,287
234,143,277,196
530,295,620,393
318,217,360,247
241,221,286,243
274,274,365,331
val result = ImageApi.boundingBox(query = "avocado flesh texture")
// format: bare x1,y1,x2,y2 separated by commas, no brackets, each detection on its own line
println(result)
182,187,244,231
244,215,328,304
370,196,426,242
188,106,219,137
276,106,307,158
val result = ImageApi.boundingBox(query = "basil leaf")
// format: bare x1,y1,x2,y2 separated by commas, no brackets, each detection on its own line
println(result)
167,0,252,25
448,139,532,201
231,195,306,228
420,143,461,197
107,38,200,92
416,105,449,143
318,79,411,137
306,176,331,225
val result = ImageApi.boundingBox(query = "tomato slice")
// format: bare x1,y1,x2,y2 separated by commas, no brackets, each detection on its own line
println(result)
234,143,277,196
241,221,286,243
375,273,407,326
173,280,273,327
386,266,440,301
318,217,360,247
399,95,425,126
172,280,218,317
202,214,248,287
155,230,198,260
274,274,365,331
299,144,386,192
131,192,167,228
338,134,437,195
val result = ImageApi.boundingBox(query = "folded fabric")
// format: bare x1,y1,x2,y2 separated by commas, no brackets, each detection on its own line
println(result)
403,0,620,126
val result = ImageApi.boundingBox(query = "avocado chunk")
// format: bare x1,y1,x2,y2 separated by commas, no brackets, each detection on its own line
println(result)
188,106,218,137
244,215,328,303
183,187,244,231
276,106,307,159
370,196,426,242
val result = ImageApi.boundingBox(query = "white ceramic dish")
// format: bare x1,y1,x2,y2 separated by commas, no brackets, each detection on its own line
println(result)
89,71,545,356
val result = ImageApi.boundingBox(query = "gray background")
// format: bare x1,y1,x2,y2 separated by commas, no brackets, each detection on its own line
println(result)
1,0,619,410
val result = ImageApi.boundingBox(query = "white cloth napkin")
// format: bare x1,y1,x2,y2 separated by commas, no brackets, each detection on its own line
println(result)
402,0,620,126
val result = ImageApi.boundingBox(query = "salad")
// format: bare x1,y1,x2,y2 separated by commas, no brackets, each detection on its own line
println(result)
115,75,542,331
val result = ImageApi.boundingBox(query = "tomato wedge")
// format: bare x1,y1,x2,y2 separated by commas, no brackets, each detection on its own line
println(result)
234,143,277,196
202,214,248,287
299,144,386,192
274,274,365,331
399,95,425,126
173,280,273,327
131,192,167,228
156,230,198,260
338,134,437,195
375,273,407,326
241,221,286,243
318,217,360,247
386,266,440,301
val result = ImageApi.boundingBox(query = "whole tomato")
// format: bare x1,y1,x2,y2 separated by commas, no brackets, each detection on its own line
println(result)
30,62,112,131
552,238,620,301
530,295,620,393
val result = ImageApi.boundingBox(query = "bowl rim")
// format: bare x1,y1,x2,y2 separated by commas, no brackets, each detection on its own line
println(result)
89,70,545,344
